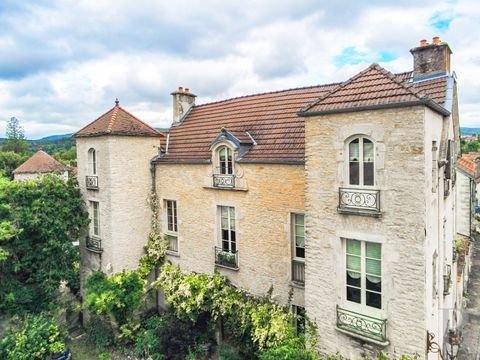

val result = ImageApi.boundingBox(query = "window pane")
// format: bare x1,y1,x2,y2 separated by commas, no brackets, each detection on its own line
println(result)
296,235,305,248
295,225,304,237
349,162,359,185
346,239,361,255
366,291,382,309
347,255,361,271
229,207,235,219
366,259,381,276
366,242,381,259
366,276,381,292
222,240,229,252
347,286,361,303
222,229,229,241
347,271,361,287
295,214,304,225
364,163,374,186
221,206,228,218
363,139,374,162
231,240,236,253
349,139,359,161
296,247,305,258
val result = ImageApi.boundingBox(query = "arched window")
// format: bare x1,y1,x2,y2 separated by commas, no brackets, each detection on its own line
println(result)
348,137,374,186
88,148,97,175
218,146,233,175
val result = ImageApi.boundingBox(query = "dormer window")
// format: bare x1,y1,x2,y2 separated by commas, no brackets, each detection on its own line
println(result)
218,146,234,175
348,137,374,186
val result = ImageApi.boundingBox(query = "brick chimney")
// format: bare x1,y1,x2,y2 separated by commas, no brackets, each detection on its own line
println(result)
410,37,452,80
171,87,196,125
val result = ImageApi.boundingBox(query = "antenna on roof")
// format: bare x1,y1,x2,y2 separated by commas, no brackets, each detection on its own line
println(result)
115,98,119,106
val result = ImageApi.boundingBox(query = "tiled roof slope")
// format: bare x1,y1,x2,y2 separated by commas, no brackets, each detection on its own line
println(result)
157,84,339,164
13,150,68,174
75,101,162,138
300,64,448,115
457,153,480,179
155,65,451,164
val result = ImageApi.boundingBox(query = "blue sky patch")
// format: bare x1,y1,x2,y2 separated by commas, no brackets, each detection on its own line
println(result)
429,10,456,31
334,47,397,67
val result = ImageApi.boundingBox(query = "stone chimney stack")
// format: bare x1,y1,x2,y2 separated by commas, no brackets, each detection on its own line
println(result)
171,86,196,125
475,157,480,180
410,37,452,80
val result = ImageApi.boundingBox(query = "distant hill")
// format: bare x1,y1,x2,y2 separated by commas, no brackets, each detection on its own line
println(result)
461,128,480,136
35,133,73,141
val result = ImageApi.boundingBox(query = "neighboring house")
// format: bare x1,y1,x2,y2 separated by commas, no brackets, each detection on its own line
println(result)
456,152,480,237
76,38,463,359
13,150,69,181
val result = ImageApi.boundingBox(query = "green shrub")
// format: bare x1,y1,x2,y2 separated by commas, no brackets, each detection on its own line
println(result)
219,344,244,360
85,315,115,348
0,313,65,360
257,336,317,360
134,309,215,360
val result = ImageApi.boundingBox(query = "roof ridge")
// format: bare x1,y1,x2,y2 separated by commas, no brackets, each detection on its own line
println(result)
116,105,162,135
107,105,119,133
300,63,427,113
194,82,341,109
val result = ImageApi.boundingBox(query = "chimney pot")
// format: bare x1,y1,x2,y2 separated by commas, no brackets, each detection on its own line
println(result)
178,86,183,92
433,36,440,44
185,88,190,93
420,39,428,46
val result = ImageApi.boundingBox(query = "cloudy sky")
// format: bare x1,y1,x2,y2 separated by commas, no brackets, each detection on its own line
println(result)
0,0,478,139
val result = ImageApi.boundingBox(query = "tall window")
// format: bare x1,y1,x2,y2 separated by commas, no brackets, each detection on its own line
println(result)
88,148,97,175
218,146,233,175
90,201,100,237
292,214,305,259
165,200,178,252
219,206,236,253
348,137,374,186
346,239,382,309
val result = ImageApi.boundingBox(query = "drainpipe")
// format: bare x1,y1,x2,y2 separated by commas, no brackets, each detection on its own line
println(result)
150,161,159,310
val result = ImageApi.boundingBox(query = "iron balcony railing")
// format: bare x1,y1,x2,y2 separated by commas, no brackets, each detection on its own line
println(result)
215,246,238,269
338,187,381,216
167,235,178,253
336,305,388,343
213,174,235,188
292,259,305,286
86,236,103,253
86,175,99,190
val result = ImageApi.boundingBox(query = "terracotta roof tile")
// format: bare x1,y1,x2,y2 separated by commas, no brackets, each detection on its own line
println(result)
75,101,162,138
154,65,450,164
457,153,480,179
13,151,68,174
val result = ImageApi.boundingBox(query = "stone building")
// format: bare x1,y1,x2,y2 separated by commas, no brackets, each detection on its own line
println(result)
76,39,462,359
13,150,69,181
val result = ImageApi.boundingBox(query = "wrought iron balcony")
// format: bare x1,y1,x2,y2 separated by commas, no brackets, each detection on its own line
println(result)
292,259,305,286
166,234,178,253
215,246,238,269
86,175,99,190
336,306,388,345
213,174,235,188
338,187,381,216
86,236,103,253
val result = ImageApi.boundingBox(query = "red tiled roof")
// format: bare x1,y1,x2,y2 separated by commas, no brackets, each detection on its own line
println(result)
457,153,480,178
75,101,163,138
157,84,339,164
13,150,68,174
152,65,450,164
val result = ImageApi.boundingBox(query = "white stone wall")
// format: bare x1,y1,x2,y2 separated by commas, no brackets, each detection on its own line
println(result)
14,170,68,182
77,135,160,275
305,106,432,358
456,171,472,237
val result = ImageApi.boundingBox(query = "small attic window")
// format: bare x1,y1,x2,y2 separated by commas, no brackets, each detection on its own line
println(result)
218,146,234,175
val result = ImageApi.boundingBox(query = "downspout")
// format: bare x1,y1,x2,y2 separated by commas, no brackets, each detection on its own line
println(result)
150,160,159,309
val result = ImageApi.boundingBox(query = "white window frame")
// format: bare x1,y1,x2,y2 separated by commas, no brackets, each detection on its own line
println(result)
88,148,97,175
346,136,375,187
343,238,382,316
291,213,305,261
164,199,178,253
90,201,100,237
216,145,234,175
218,205,236,253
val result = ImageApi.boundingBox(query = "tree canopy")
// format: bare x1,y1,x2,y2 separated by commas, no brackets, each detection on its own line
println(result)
2,117,29,154
0,175,88,314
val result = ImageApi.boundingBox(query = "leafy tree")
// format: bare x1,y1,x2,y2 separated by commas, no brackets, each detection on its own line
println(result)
0,176,89,314
0,313,66,360
2,117,29,154
0,151,29,179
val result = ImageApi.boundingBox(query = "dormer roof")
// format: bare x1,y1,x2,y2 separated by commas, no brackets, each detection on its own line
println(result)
13,150,68,174
75,100,163,138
